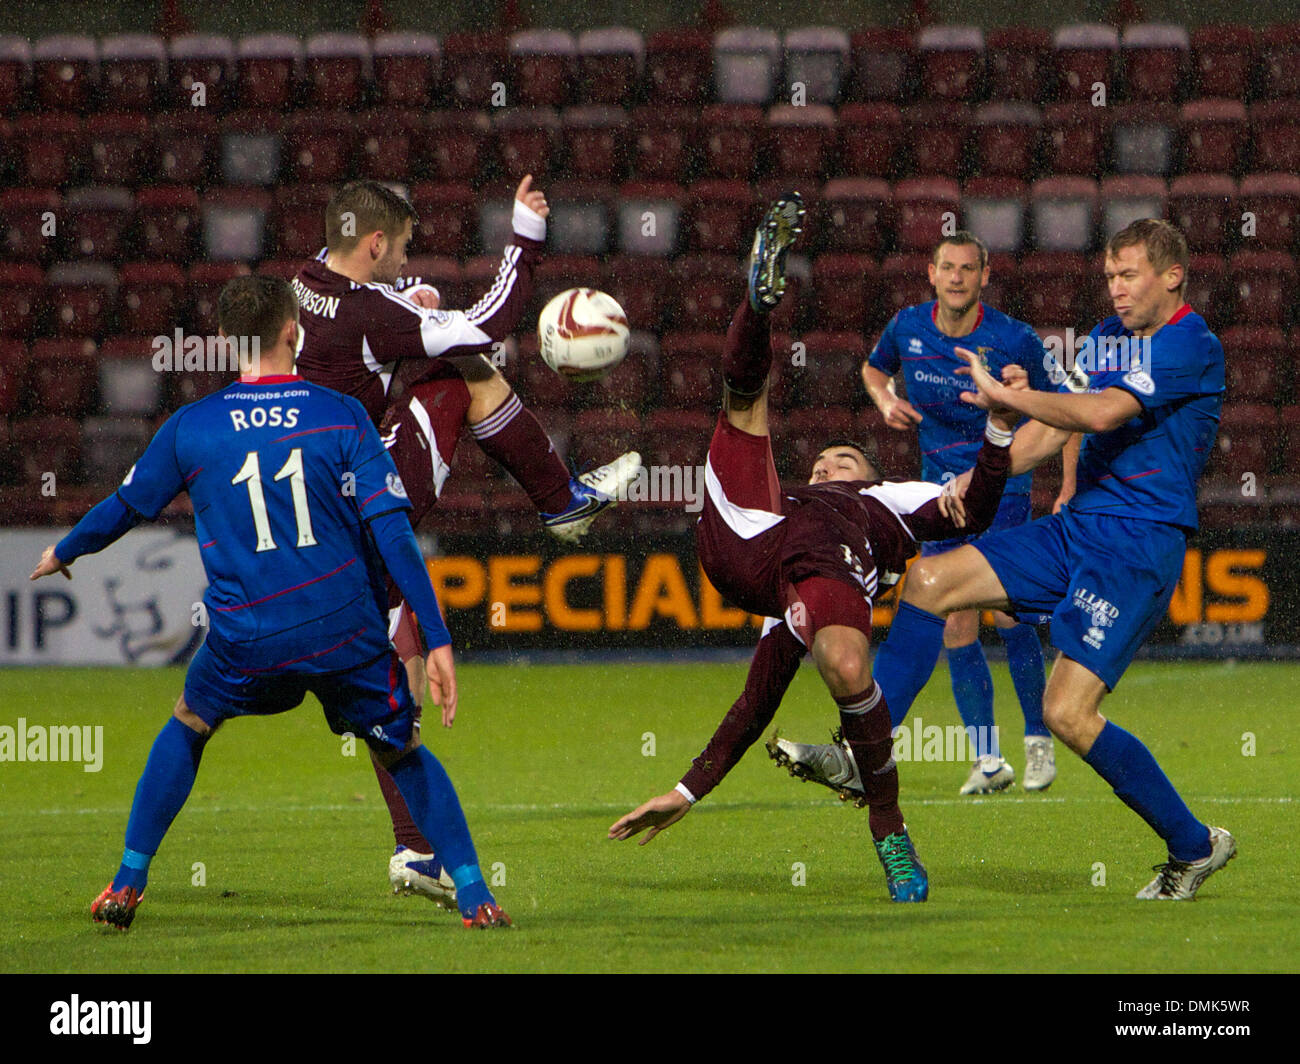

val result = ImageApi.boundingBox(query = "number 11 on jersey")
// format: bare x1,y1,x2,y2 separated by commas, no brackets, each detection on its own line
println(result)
231,448,318,552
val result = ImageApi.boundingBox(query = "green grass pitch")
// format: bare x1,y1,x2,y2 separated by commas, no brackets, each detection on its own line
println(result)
1,659,1295,974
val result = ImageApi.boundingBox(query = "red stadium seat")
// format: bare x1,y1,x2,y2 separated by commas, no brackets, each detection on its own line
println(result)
1211,404,1279,478
1280,405,1300,475
1099,175,1167,243
1185,254,1229,328
423,110,490,183
0,263,45,338
577,28,644,107
1168,174,1236,254
643,408,712,472
12,113,83,187
0,37,31,115
11,416,82,485
400,255,465,308
645,29,711,106
63,186,134,260
606,255,673,332
200,187,271,262
713,27,781,106
767,104,836,181
118,263,187,337
1120,24,1189,102
917,25,984,102
659,331,721,409
491,105,560,183
629,106,695,183
271,183,331,260
442,32,508,109
1019,252,1089,328
1229,250,1297,326
893,177,960,253
1236,173,1300,251
901,102,971,177
99,34,165,112
371,33,440,109
33,35,97,112
81,415,153,487
85,113,151,184
614,180,683,256
1030,175,1099,252
1052,24,1118,101
1220,326,1285,405
591,334,654,412
285,109,357,184
571,408,642,469
136,185,201,263
970,102,1041,180
674,254,744,331
304,33,370,110
782,406,859,478
0,188,60,264
218,109,284,186
792,331,865,408
879,254,936,322
150,111,218,185
98,336,166,417
1191,25,1255,100
699,104,763,180
847,29,913,103
982,252,1020,314
686,179,756,254
818,177,892,255
1042,101,1110,177
562,105,630,183
962,177,1029,254
186,262,250,335
1257,23,1300,99
167,34,234,111
785,27,850,106
510,29,576,108
516,333,578,413
0,338,28,414
235,34,302,111
46,262,117,337
355,107,420,182
834,103,902,179
985,28,1052,102
26,338,97,416
1249,101,1300,173
1180,100,1247,175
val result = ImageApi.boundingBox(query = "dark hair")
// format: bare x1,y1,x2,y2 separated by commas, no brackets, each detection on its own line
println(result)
217,275,298,352
932,230,989,271
821,438,881,479
325,180,417,252
1106,218,1189,296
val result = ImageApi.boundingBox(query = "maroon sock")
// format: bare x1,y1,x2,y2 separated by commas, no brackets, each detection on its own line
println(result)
835,684,905,841
372,757,434,852
470,391,574,514
723,300,773,397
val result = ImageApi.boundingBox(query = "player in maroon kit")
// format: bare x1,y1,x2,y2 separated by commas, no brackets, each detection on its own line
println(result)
294,176,640,908
608,196,1023,901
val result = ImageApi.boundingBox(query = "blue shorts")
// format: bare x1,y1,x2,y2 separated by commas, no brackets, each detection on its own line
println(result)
183,641,415,751
921,492,1032,557
972,508,1186,690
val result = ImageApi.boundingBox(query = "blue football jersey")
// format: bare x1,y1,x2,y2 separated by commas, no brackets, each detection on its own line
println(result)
1060,305,1224,531
868,302,1051,492
116,374,413,673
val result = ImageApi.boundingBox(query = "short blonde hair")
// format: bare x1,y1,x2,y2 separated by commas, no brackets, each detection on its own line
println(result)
1107,218,1189,296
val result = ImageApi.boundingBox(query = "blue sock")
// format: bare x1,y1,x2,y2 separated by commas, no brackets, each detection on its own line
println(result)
947,641,998,759
387,746,493,918
112,717,207,893
873,601,946,728
1000,623,1049,737
1083,721,1211,861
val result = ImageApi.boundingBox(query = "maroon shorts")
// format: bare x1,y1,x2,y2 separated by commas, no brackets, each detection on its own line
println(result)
696,414,874,645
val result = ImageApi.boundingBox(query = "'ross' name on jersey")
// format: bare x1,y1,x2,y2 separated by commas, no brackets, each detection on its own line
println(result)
230,406,300,431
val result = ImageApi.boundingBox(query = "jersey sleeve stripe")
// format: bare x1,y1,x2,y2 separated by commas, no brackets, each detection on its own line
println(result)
465,244,522,326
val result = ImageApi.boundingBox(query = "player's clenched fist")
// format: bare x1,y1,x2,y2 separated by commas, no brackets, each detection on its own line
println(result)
608,790,691,845
515,174,549,220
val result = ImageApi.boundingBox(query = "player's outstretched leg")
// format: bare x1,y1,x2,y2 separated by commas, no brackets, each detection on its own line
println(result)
747,192,805,313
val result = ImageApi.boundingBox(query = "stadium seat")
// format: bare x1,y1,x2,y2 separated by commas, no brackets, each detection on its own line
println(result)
219,110,283,186
571,408,642,469
442,32,508,109
818,177,892,255
81,415,152,486
371,32,440,109
713,27,781,106
1185,253,1229,327
11,416,82,485
1249,101,1300,173
1052,24,1118,101
1041,101,1109,177
658,331,721,409
985,28,1052,102
304,32,370,110
576,28,643,107
285,109,357,184
97,337,164,416
510,29,575,108
98,34,165,112
675,254,745,331
901,102,971,176
63,186,134,260
46,262,116,337
606,254,673,332
516,333,577,412
1229,250,1297,326
1099,175,1167,242
136,185,201,263
699,104,763,180
424,110,491,183
475,194,516,257
1030,175,1099,251
766,104,836,181
1191,25,1255,100
893,177,961,253
1018,252,1089,328
791,331,865,408
0,263,45,338
0,188,60,264
962,177,1029,254
1180,99,1247,175
1120,24,1189,102
532,253,605,313
810,253,879,332
1220,326,1285,405
1280,405,1300,476
645,29,711,105
834,103,902,179
970,102,1042,180
879,253,937,322
1236,173,1300,250
615,180,682,256
167,34,234,111
405,182,476,258
85,113,151,185
917,25,984,102
354,106,420,182
1168,174,1236,254
270,183,331,260
491,106,560,183
1110,103,1177,175
629,106,695,183
546,181,613,256
643,407,712,471
1211,403,1279,478
0,338,26,415
982,252,1020,314
255,258,300,281
118,263,187,337
1257,23,1300,99
562,105,630,183
151,111,218,185
859,411,920,479
784,27,849,105
186,262,249,334
235,34,303,111
0,37,31,115
12,113,84,187
26,337,97,416
781,406,858,479
847,29,913,103
33,35,97,112
200,188,270,262
591,333,654,413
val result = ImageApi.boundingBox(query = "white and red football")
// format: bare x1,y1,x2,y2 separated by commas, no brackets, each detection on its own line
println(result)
537,288,630,383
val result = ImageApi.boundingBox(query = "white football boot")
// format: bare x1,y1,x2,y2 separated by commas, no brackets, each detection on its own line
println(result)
543,451,643,544
767,733,868,807
959,754,1016,795
388,846,458,911
1022,735,1057,791
1136,827,1237,900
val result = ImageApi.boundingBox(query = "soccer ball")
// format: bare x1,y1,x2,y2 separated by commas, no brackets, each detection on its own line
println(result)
537,288,629,383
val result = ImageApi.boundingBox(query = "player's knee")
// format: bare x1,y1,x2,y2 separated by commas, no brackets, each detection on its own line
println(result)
1041,697,1089,750
904,558,953,612
814,634,870,696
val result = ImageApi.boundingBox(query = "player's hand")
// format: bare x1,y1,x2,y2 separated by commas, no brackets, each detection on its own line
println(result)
424,642,458,727
515,174,549,220
1001,364,1030,392
30,545,72,582
880,392,923,430
955,346,1020,422
608,790,691,846
1053,485,1075,515
938,477,968,529
405,284,441,310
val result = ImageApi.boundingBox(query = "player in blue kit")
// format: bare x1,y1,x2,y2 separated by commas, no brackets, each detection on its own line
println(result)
30,276,511,930
783,219,1236,900
863,232,1066,794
